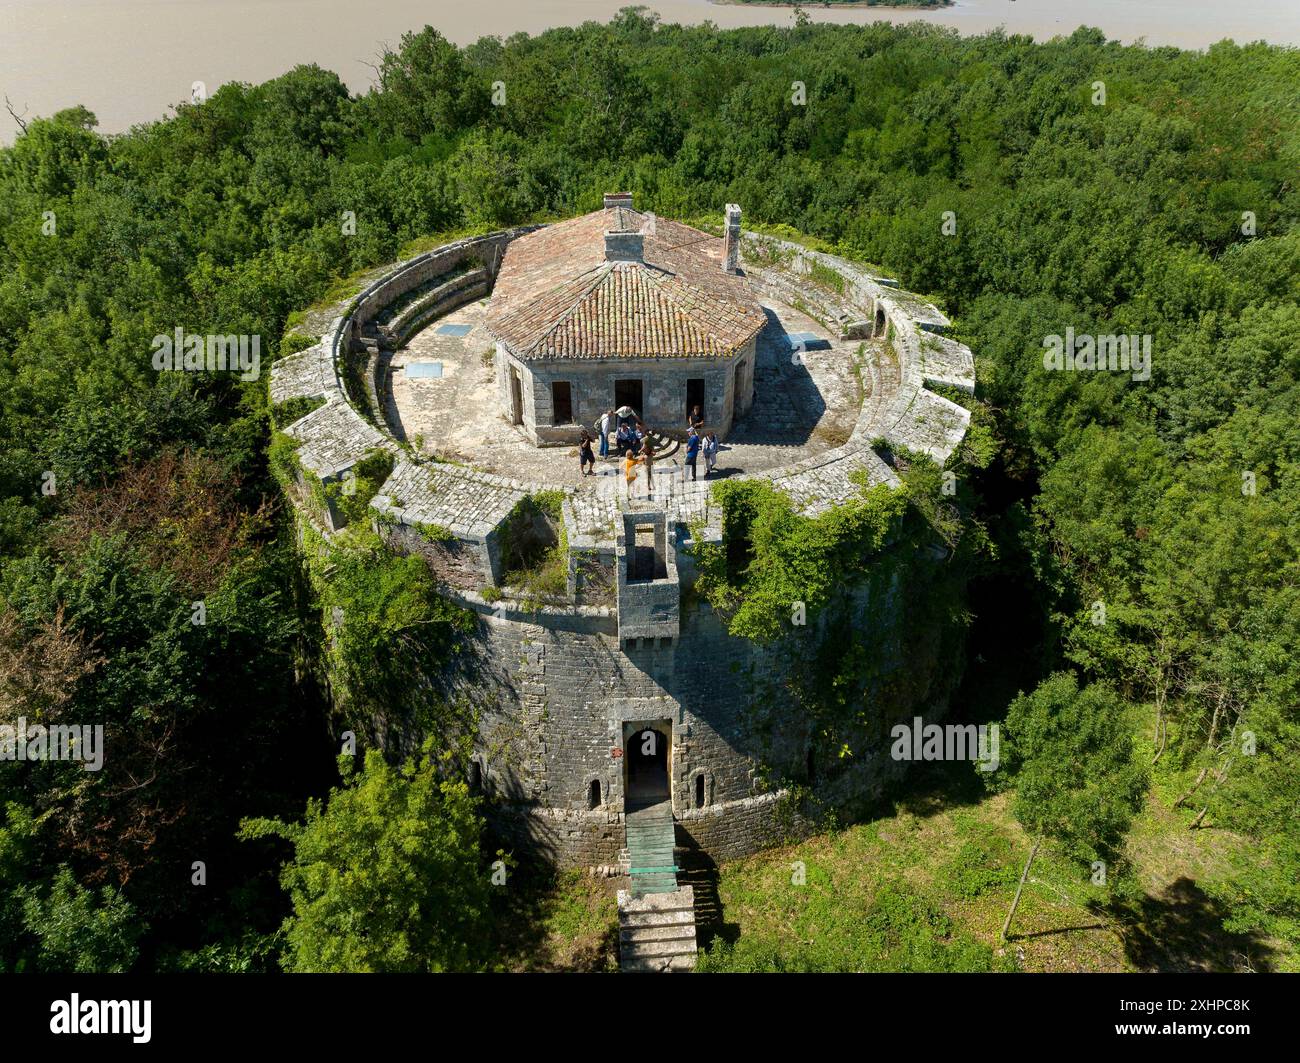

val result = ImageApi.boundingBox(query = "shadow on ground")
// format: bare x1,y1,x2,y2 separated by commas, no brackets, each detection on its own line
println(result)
1104,876,1276,972
484,843,619,972
676,827,739,953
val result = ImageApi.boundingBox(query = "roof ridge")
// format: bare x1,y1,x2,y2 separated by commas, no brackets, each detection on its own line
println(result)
644,269,759,353
514,264,615,357
485,211,766,359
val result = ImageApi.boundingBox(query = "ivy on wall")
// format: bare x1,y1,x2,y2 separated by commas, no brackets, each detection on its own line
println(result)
692,477,910,642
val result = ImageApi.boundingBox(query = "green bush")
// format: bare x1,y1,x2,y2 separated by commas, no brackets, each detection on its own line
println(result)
938,834,1020,900
693,478,908,641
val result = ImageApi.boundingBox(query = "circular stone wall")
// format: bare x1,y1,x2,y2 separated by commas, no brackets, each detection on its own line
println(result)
269,221,975,868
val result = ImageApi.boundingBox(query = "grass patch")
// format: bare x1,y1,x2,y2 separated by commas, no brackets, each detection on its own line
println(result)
270,394,325,429
498,490,568,606
492,865,619,973
697,762,1291,973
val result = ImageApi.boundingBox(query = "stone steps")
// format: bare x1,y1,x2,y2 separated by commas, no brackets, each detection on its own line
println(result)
621,952,698,974
620,921,696,943
617,886,698,973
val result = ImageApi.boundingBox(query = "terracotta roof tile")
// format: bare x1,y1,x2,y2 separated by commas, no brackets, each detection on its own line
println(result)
485,208,766,360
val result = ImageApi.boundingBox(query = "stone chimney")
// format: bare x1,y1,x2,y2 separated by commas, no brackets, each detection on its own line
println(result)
723,203,742,273
604,192,634,210
605,231,644,263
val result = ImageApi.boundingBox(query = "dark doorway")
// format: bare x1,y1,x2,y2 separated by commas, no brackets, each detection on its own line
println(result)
509,367,524,425
626,726,669,804
614,378,643,418
875,306,886,337
551,380,573,425
686,378,704,423
588,779,602,810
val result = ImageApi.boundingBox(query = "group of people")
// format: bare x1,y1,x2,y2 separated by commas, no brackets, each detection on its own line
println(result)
576,405,719,493
613,418,646,458
682,409,718,483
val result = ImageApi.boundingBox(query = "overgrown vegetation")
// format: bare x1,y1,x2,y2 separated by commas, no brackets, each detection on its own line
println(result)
693,477,909,641
321,448,394,528
270,394,325,429
238,744,493,972
498,490,568,605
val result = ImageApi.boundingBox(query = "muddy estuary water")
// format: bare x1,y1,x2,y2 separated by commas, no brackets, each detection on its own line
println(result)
2,0,1297,140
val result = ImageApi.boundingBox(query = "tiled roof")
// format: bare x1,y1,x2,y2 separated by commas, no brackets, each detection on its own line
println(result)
485,208,767,360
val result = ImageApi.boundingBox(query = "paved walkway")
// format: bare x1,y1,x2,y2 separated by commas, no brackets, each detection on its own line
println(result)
386,295,869,490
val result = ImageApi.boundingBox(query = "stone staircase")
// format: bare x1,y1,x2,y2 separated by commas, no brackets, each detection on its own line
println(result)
644,427,680,459
617,885,698,972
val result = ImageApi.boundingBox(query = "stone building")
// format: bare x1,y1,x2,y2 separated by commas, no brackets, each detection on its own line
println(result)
487,194,766,444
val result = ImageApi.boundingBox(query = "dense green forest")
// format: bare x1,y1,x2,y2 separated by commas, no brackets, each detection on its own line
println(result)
1,9,1297,971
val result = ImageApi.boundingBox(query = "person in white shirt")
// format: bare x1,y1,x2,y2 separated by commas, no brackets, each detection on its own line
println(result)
597,409,613,458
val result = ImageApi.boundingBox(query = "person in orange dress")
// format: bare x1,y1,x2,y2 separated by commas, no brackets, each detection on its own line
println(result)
623,451,642,498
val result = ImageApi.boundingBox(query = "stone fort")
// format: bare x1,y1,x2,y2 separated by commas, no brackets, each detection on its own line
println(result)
271,195,974,969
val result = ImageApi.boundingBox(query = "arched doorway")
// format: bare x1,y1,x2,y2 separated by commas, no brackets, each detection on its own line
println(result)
625,723,670,806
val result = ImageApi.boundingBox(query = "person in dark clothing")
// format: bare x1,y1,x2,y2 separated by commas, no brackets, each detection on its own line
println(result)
641,439,656,498
684,427,701,481
578,432,596,476
688,405,705,432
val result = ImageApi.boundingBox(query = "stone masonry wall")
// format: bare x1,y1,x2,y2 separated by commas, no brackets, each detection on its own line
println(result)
506,339,758,445
438,561,951,868
449,595,812,866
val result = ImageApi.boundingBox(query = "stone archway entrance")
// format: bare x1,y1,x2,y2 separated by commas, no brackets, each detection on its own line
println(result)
624,722,671,806
622,720,679,901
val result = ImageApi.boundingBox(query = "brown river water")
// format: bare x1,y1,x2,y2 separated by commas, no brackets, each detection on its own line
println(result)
2,0,1298,142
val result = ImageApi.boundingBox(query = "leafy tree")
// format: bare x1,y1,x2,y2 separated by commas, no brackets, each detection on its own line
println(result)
240,745,492,972
994,673,1147,941
371,27,487,140
20,867,142,973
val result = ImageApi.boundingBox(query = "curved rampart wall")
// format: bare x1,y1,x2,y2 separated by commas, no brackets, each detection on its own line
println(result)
269,223,975,867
